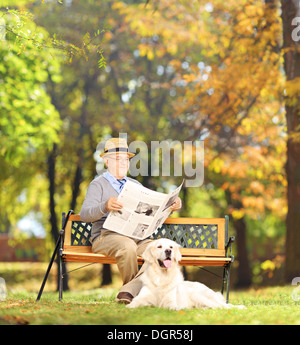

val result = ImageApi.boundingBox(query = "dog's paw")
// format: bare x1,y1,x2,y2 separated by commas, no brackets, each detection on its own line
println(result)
126,302,136,309
166,304,182,311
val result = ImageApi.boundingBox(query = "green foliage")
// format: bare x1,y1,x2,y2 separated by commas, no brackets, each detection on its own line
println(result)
0,10,62,166
0,0,33,6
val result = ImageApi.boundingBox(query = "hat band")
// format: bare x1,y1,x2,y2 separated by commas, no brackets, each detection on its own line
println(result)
104,147,129,154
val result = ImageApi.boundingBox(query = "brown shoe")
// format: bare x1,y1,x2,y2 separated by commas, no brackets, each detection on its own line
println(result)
115,292,134,304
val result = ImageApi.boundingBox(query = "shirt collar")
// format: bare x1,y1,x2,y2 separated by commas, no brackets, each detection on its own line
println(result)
103,171,128,193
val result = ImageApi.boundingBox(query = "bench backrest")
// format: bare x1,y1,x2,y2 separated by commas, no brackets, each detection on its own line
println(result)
63,213,229,257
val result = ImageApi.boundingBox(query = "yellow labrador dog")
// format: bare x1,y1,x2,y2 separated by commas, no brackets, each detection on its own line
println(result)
127,238,244,310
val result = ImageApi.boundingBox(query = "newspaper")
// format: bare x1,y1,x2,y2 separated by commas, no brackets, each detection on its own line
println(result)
103,180,184,240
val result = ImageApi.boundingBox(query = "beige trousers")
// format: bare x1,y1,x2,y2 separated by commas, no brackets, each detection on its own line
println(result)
92,230,152,297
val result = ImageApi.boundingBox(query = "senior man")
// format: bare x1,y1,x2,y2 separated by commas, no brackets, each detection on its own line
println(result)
80,138,182,304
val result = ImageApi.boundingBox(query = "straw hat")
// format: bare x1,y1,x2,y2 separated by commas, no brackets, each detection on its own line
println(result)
100,138,135,158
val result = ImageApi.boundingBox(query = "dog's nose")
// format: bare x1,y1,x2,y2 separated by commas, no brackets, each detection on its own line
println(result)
165,249,172,257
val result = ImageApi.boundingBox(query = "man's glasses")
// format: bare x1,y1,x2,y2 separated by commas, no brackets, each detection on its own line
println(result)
106,157,130,163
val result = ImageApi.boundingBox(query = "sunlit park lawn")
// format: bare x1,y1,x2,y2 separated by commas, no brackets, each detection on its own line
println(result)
1,287,300,325
0,263,299,325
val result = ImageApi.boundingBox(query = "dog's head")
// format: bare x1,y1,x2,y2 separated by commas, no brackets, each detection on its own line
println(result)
142,239,182,269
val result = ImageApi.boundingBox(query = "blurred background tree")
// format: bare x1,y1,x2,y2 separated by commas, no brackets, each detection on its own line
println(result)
0,4,62,234
116,0,286,286
281,0,300,283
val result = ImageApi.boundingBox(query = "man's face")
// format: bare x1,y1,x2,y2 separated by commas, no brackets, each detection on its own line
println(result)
104,153,130,178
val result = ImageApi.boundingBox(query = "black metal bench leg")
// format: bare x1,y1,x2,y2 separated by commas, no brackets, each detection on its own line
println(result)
37,210,72,302
226,263,231,303
221,266,226,295
58,248,63,301
221,263,231,304
36,235,61,302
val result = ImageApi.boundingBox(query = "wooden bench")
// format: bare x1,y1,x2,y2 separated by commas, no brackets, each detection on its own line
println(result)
37,210,235,303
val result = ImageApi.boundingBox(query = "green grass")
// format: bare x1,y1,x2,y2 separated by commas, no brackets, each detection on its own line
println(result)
1,286,300,325
1,262,299,325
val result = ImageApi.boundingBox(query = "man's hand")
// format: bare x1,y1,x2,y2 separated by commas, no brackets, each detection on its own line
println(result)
170,197,182,212
105,197,123,212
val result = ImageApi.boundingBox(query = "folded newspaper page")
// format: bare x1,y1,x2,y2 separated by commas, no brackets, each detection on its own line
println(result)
103,180,183,240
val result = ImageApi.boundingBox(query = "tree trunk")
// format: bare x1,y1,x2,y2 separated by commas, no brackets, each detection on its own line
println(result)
48,144,69,291
101,264,112,286
281,0,300,282
70,165,82,212
231,216,252,287
225,190,252,287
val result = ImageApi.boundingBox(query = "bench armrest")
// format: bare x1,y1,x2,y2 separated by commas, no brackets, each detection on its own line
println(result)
59,210,74,257
225,236,235,259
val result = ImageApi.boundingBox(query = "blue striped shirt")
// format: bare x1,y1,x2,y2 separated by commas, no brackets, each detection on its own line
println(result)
102,171,128,194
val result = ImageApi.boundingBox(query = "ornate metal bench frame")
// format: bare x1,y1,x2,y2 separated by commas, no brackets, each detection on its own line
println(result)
37,210,235,303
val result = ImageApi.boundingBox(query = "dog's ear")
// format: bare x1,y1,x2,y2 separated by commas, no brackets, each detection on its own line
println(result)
173,243,182,262
142,242,156,263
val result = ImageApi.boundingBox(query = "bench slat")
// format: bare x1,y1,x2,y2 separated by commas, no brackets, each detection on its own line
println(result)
63,245,225,257
62,251,232,267
67,215,225,225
